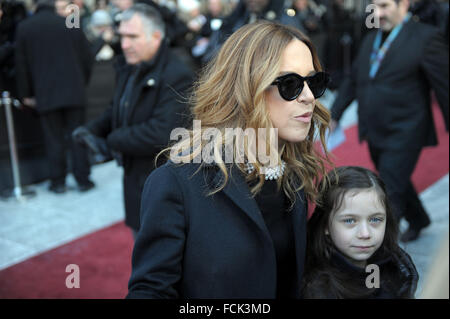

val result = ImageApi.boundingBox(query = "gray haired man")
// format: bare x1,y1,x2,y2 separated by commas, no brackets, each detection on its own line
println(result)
118,3,165,65
77,4,194,237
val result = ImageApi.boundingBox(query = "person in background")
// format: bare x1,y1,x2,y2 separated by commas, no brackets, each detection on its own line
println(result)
292,0,327,65
410,0,449,40
201,0,229,38
113,0,133,13
292,0,317,35
73,0,92,29
76,3,194,237
410,0,444,28
0,0,27,95
322,0,356,89
111,0,134,27
85,8,117,59
330,0,448,242
54,0,70,16
142,0,195,65
190,0,230,67
183,0,206,34
0,1,12,93
96,0,110,10
15,0,95,194
201,0,302,64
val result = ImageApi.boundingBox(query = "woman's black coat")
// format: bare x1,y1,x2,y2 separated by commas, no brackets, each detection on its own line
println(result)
127,161,308,298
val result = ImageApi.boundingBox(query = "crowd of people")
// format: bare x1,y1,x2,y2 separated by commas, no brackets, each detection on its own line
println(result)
3,0,447,86
0,0,449,299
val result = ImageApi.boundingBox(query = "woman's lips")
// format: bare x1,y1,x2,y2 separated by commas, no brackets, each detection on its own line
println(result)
294,112,312,123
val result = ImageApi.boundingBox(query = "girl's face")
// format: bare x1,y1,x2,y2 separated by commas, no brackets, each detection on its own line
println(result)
326,189,387,268
266,39,316,147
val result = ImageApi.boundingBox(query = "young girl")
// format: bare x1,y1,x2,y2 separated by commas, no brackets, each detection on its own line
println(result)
302,166,419,299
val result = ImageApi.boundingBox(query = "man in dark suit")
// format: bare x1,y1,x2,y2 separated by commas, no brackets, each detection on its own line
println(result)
15,0,95,193
79,3,194,236
330,0,448,242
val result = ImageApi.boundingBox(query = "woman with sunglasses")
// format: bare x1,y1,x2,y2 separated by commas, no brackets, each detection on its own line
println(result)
127,20,332,299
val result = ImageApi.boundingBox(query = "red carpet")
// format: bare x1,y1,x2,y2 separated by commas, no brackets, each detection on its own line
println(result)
331,104,449,192
0,104,447,299
0,223,134,299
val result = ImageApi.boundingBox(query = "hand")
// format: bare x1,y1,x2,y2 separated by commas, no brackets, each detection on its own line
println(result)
73,126,111,157
329,119,339,133
23,97,36,108
72,126,91,144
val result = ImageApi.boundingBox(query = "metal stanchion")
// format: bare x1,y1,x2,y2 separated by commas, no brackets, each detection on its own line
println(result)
0,91,36,201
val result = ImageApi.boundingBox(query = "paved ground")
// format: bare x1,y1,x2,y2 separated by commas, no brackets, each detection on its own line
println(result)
0,161,124,270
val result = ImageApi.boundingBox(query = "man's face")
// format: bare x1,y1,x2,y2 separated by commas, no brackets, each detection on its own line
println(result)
73,0,84,7
244,0,270,14
373,0,409,31
114,0,134,11
208,0,223,17
55,0,70,17
119,14,162,65
294,0,309,11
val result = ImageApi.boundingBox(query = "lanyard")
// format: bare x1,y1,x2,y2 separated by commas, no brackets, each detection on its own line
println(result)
369,13,411,79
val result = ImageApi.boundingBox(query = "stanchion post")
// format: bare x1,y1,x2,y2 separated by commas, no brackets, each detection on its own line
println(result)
1,91,35,201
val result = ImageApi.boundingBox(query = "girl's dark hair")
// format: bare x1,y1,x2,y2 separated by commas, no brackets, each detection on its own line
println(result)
302,166,400,298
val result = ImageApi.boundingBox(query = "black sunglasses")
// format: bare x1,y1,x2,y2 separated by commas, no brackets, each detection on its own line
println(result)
271,72,330,101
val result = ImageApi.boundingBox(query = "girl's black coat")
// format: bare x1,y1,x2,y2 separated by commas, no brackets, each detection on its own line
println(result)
302,247,419,299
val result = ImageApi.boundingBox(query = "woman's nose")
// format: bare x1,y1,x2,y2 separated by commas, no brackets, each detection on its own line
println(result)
296,81,315,104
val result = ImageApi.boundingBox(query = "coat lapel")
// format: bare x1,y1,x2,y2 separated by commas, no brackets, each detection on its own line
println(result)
211,165,271,237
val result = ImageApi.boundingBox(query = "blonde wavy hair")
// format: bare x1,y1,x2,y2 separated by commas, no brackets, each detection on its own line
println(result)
158,20,333,207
